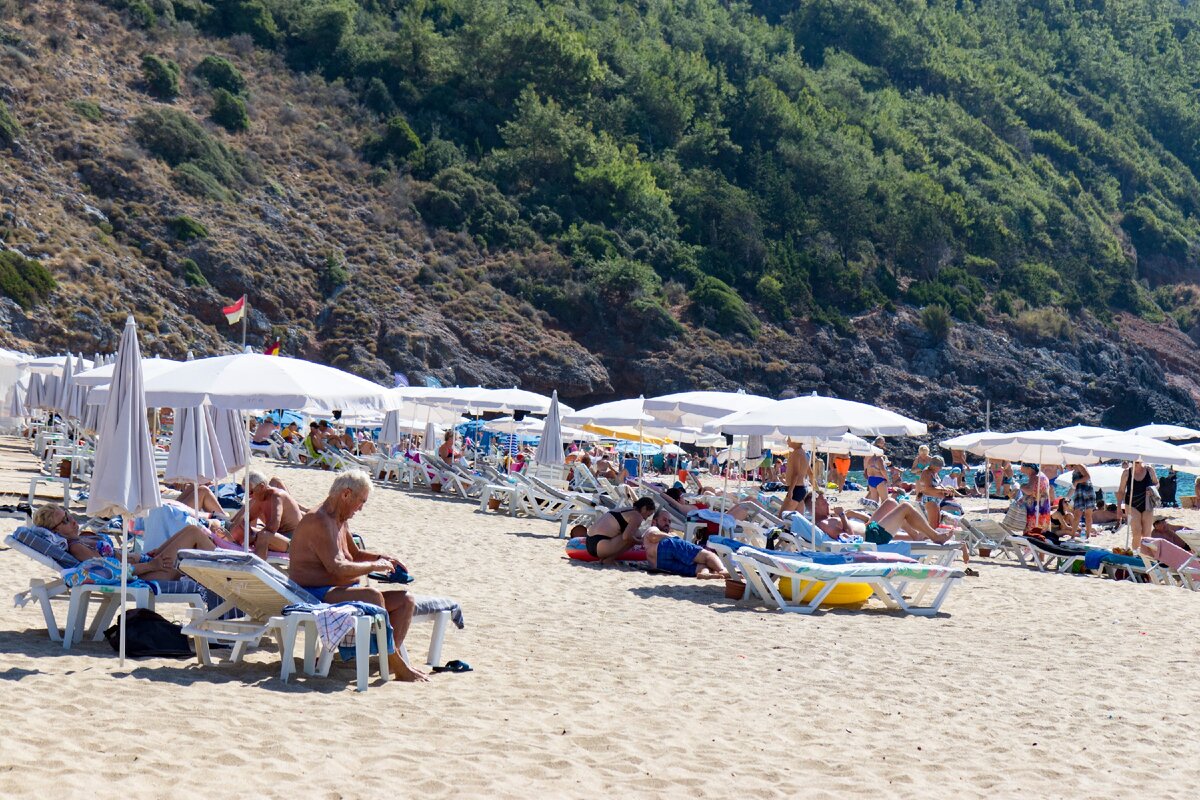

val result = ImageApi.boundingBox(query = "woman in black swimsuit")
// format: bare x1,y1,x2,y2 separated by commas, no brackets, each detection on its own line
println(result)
584,497,657,562
1118,458,1158,550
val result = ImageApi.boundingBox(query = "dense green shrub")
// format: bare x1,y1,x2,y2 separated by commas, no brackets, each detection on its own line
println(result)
0,101,19,146
0,250,56,309
205,0,279,47
756,274,790,320
364,115,421,164
167,215,208,241
126,0,157,27
194,55,245,94
141,54,181,100
210,88,249,131
171,163,233,201
414,168,533,249
1014,307,1073,341
906,267,986,322
318,252,348,295
689,276,759,337
920,304,952,342
135,107,254,189
363,77,395,116
180,257,208,286
69,100,103,122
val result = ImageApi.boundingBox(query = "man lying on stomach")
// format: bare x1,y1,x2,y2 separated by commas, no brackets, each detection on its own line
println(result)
288,469,428,682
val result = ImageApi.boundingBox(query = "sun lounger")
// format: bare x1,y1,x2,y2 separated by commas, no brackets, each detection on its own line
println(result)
176,550,457,689
731,548,962,616
6,527,206,648
1140,538,1200,589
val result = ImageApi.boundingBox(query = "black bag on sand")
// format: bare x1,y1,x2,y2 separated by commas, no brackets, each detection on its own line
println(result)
104,608,193,658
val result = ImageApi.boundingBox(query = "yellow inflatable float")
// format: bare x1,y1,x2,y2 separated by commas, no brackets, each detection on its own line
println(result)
778,577,873,606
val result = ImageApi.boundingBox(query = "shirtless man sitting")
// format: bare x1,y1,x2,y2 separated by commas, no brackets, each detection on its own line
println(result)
289,470,428,682
227,470,305,558
642,510,728,579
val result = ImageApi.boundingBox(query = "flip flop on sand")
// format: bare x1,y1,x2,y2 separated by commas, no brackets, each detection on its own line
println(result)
964,568,980,577
432,660,472,674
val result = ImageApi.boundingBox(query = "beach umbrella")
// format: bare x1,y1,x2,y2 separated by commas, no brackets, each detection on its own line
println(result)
379,410,402,450
136,353,399,549
164,406,225,514
562,397,653,428
1127,424,1200,441
969,430,1097,464
709,393,927,438
1054,465,1126,495
6,379,25,418
21,355,94,375
65,355,89,421
939,431,999,451
74,357,183,387
644,389,776,429
1060,433,1200,470
53,354,75,417
814,432,882,456
86,317,161,667
209,406,249,476
79,387,102,434
25,372,43,410
534,390,564,466
1052,425,1122,439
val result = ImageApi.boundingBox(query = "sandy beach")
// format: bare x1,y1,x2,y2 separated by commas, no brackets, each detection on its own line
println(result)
3,437,1200,799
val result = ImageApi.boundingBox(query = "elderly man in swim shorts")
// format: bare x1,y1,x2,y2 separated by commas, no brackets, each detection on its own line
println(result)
289,470,427,682
641,510,729,579
227,470,305,558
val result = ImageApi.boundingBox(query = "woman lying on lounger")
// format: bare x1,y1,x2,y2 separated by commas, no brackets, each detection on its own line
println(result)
660,486,767,522
33,503,217,581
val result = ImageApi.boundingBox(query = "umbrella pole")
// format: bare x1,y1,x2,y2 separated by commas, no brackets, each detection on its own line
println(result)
720,438,731,536
119,515,128,667
243,417,251,553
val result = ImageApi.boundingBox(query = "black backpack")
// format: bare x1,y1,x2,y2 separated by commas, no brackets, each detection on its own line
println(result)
104,608,193,658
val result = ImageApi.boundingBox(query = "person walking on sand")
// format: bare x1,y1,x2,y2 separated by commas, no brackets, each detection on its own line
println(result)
864,438,888,505
289,470,428,682
781,439,811,514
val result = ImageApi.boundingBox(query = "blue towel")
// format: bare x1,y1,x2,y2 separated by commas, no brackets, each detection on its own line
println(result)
1084,549,1106,571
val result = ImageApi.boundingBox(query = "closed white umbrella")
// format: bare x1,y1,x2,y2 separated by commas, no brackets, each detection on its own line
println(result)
379,410,403,449
535,390,564,466
25,373,43,410
85,317,161,667
54,354,75,417
79,387,102,434
66,355,89,421
1127,424,1200,441
7,379,26,418
423,421,439,451
209,406,249,476
164,406,225,514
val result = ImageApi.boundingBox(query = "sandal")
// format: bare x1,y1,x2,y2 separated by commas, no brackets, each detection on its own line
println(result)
964,567,980,577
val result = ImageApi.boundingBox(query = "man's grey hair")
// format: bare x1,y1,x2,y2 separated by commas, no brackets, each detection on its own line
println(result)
247,470,268,489
330,469,372,498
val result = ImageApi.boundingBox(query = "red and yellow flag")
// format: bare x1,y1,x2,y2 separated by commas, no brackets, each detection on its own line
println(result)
265,340,282,356
222,295,246,325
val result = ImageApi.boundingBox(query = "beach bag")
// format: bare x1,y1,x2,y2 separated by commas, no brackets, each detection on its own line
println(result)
104,609,193,658
1147,485,1161,511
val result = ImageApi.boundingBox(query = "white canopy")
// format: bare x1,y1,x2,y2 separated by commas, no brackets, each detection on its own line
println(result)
562,397,653,427
708,394,927,438
74,357,184,387
1052,425,1123,439
970,430,1097,464
1055,465,1126,494
1060,433,1200,469
1126,424,1200,441
137,354,398,412
643,390,775,429
939,431,998,452
814,433,882,456
21,355,94,375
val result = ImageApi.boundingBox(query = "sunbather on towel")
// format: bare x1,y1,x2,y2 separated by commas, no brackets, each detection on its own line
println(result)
289,470,428,682
173,481,226,518
226,470,303,558
661,486,766,521
642,510,728,579
582,497,656,564
34,503,217,581
813,496,969,561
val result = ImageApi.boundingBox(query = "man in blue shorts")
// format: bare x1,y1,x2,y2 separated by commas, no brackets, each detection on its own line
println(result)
642,510,729,579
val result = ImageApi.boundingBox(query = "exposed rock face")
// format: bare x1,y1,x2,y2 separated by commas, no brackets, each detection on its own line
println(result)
0,4,1197,447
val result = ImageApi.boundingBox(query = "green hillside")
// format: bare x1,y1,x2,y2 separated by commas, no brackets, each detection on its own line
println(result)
117,0,1200,337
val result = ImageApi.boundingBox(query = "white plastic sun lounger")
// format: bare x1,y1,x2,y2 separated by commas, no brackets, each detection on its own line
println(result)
731,549,963,616
6,532,206,648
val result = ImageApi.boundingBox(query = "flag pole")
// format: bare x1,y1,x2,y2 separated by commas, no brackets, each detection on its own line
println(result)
241,295,248,350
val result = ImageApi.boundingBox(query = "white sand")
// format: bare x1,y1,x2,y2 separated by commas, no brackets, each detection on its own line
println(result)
3,437,1200,798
